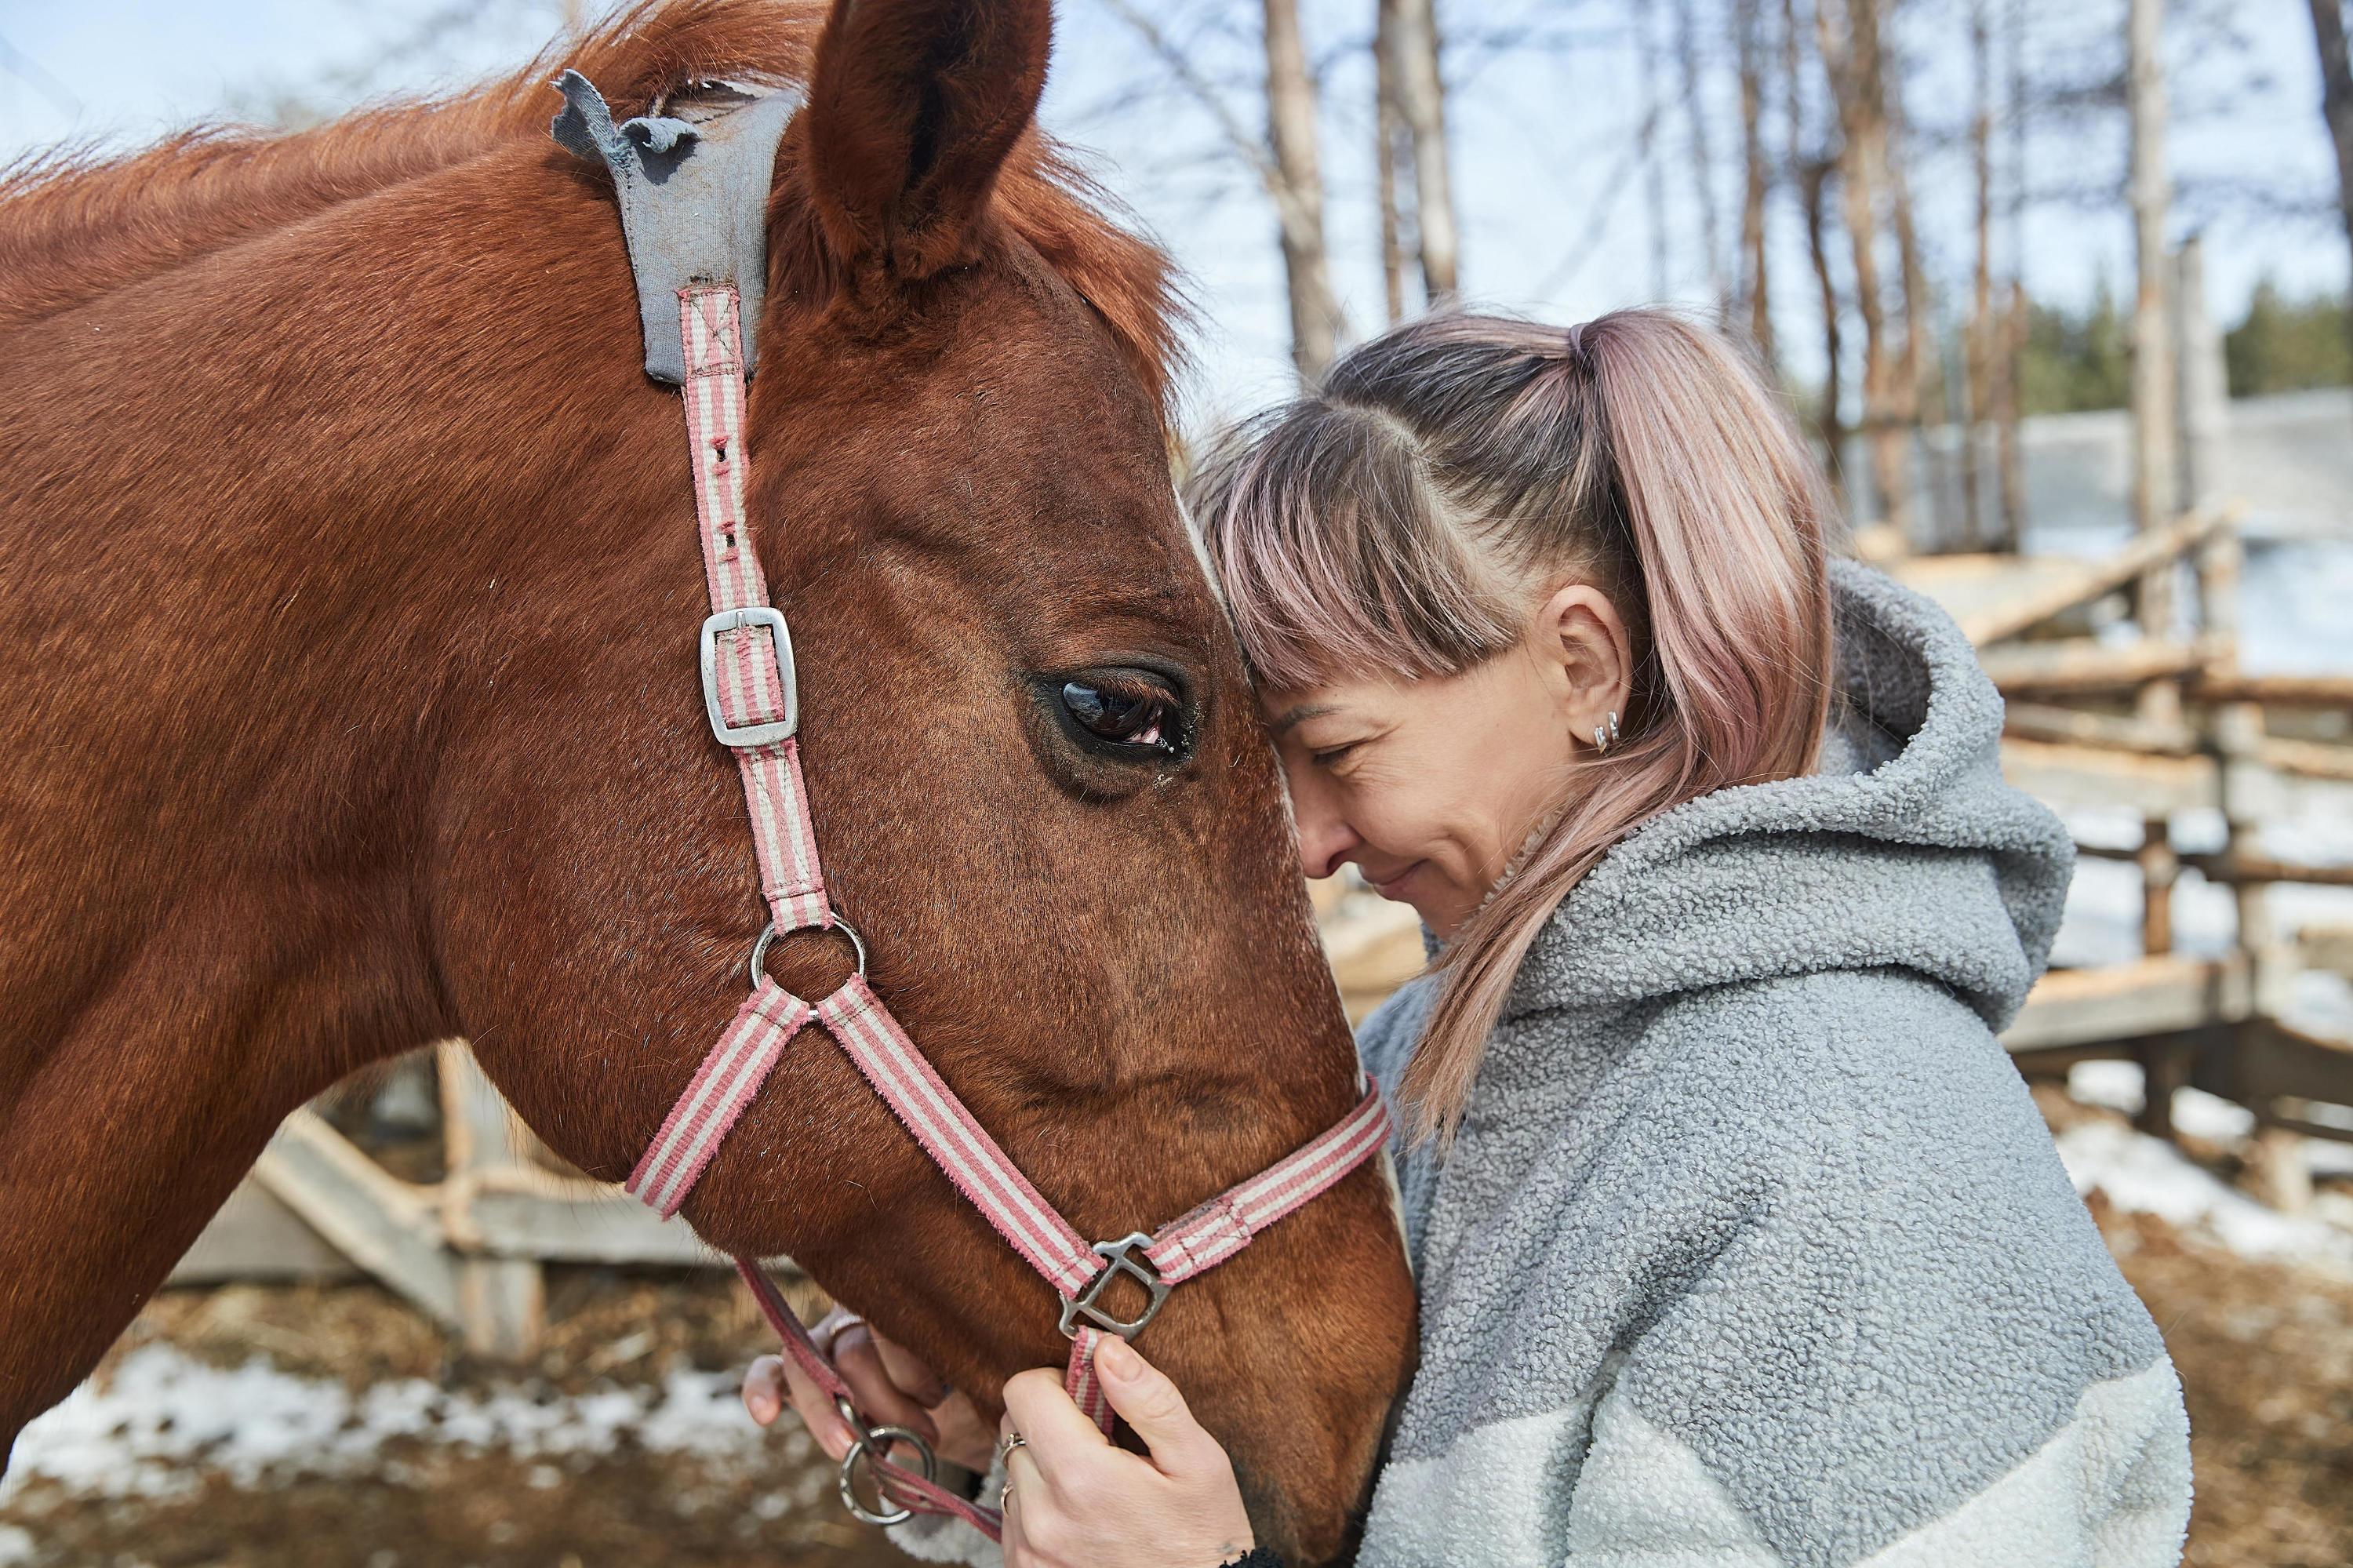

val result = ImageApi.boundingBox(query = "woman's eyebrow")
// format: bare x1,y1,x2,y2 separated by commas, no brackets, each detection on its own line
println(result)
1270,701,1340,735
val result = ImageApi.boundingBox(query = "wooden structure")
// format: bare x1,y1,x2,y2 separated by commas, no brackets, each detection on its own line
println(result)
171,1042,737,1357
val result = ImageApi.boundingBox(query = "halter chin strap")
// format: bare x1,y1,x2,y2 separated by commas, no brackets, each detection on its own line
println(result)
620,274,1390,1544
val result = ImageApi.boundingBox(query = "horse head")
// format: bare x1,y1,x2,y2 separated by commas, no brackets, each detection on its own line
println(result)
435,1,1415,1557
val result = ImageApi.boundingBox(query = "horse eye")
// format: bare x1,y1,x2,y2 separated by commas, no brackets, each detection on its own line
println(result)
1060,675,1182,756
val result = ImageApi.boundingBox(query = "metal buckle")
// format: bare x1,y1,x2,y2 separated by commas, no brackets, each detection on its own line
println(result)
699,605,797,747
835,1392,939,1527
1056,1232,1171,1341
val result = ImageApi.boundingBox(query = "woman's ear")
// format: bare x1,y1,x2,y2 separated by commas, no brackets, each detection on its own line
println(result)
1533,581,1633,748
798,0,1051,280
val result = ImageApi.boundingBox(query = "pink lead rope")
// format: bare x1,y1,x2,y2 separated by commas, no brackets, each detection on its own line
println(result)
628,286,1392,1542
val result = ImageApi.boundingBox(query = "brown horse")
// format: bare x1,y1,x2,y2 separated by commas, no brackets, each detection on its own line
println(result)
0,1,1415,1557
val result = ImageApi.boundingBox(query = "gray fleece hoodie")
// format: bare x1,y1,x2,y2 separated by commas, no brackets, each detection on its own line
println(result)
1351,559,2190,1566
893,561,2190,1567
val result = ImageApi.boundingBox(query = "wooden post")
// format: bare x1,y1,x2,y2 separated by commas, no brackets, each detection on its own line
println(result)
2172,235,2228,519
438,1040,546,1359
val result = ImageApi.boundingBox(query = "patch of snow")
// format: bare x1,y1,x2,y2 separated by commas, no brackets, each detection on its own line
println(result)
2056,1119,2353,1277
0,1348,809,1510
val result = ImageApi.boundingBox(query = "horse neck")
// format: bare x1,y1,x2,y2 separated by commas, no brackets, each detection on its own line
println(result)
0,145,675,1440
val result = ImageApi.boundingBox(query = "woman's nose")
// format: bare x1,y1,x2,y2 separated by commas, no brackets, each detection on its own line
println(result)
1289,778,1361,881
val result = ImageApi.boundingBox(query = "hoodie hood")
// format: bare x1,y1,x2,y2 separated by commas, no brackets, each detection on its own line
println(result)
1503,558,2074,1030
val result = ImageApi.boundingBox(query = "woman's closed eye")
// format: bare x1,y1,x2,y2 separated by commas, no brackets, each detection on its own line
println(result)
1309,738,1369,770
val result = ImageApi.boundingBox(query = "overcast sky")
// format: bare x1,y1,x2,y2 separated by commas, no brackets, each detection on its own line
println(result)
3,0,2344,429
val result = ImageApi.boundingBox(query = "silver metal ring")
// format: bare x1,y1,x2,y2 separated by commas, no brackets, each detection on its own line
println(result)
837,1424,938,1526
747,912,870,992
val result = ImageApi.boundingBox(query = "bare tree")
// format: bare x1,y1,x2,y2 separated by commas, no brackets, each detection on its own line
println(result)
2310,0,2353,395
1963,0,1994,550
1817,0,1909,536
1644,0,1672,298
1096,0,1347,384
1787,0,1846,490
1377,0,1409,323
1995,0,2028,551
1264,0,1344,380
1386,0,1461,300
1882,35,1947,547
1676,0,1730,307
1737,0,1777,364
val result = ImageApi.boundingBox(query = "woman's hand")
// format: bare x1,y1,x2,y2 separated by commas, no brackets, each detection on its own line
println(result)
741,1308,997,1476
998,1336,1255,1568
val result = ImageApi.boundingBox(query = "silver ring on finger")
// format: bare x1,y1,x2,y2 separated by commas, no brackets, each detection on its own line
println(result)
995,1430,1027,1467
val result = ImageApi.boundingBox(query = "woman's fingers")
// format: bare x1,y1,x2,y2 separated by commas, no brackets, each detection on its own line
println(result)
741,1354,787,1426
832,1324,941,1446
776,1351,856,1461
871,1330,952,1407
1000,1366,1113,1473
1092,1337,1219,1475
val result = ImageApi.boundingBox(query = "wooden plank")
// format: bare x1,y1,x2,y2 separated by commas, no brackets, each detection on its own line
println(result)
2001,955,2253,1053
1980,640,2205,695
2002,702,2195,755
1998,737,2218,817
252,1110,463,1327
2232,1017,2353,1111
466,1184,736,1265
1956,505,2235,646
2194,672,2353,708
170,1178,361,1285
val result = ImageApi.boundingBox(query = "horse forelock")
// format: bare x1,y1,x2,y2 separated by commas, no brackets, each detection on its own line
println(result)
0,0,1185,413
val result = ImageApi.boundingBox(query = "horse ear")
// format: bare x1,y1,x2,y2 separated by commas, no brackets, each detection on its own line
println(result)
800,0,1052,279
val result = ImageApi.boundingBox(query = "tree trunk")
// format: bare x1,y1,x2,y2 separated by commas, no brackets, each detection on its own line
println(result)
1676,0,1730,307
2127,0,2178,727
1376,0,1408,325
2309,0,2353,402
1787,0,1843,489
1964,0,1992,551
1264,0,1344,382
1884,42,1947,548
1997,0,2028,551
1389,0,1460,301
1738,0,1776,362
1995,281,2026,552
1818,0,1908,536
1643,0,1671,298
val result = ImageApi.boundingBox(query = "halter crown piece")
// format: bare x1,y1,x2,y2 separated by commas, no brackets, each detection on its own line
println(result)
552,74,1392,1541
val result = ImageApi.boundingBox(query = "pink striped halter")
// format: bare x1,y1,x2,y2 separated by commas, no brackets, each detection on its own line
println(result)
621,283,1391,1540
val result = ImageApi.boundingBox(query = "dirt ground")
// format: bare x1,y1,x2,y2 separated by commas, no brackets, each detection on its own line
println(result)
7,1137,2350,1567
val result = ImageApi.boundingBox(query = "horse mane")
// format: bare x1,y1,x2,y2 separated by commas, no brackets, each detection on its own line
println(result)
0,0,1185,409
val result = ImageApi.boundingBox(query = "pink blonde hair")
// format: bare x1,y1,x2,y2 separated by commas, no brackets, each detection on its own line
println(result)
1187,308,1835,1143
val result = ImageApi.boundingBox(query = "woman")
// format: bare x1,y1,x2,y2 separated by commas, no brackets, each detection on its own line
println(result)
744,308,2193,1567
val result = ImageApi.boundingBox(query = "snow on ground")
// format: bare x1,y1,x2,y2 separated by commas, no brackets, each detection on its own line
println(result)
2063,1060,2353,1276
0,1351,796,1510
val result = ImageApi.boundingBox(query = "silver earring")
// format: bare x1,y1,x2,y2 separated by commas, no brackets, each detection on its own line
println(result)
1591,711,1620,754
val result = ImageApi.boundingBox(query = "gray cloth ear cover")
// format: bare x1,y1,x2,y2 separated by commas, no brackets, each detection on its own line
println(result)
551,70,802,384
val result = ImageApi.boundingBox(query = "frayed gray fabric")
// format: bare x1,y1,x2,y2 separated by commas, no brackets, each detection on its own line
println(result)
1352,560,2189,1566
551,71,799,384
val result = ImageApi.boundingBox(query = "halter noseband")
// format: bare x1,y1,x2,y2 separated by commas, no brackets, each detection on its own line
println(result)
555,73,1391,1542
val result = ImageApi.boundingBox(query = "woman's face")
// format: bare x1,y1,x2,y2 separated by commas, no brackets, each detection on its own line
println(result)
1260,584,1633,938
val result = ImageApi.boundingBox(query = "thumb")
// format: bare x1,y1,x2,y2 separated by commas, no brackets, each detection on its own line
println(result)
1093,1337,1217,1472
